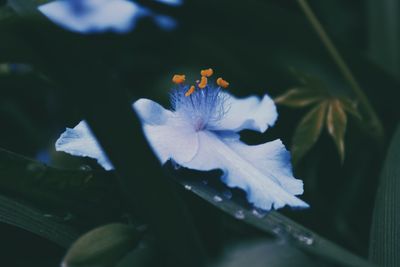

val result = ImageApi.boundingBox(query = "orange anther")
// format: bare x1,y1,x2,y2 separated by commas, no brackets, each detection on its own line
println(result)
200,68,213,77
185,85,195,97
198,76,208,89
172,74,185,84
217,77,229,88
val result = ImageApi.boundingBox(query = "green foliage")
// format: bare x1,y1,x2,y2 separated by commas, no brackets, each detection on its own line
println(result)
369,125,400,267
275,72,361,164
63,223,142,267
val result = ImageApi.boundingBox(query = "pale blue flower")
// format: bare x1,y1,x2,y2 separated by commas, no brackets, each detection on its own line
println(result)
38,0,180,34
55,69,309,210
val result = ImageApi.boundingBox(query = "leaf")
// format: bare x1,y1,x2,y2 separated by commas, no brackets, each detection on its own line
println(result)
274,87,326,108
326,99,347,163
0,194,79,247
171,167,377,267
291,102,328,165
213,239,327,267
369,124,400,267
340,98,361,120
63,223,142,267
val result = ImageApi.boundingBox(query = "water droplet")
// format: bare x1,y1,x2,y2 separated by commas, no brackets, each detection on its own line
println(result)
252,208,268,218
213,195,223,202
294,232,314,245
202,179,208,185
79,165,92,171
43,214,53,218
222,189,232,199
184,184,192,190
234,210,245,219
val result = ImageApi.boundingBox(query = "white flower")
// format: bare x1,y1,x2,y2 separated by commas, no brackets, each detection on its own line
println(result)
38,0,180,34
55,69,309,211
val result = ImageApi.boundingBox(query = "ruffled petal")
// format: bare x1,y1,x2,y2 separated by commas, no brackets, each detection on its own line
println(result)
224,138,304,195
212,92,278,133
183,131,308,210
38,0,146,34
55,121,114,170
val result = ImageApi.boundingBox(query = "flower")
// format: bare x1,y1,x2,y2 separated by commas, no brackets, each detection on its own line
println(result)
55,69,309,210
38,0,181,34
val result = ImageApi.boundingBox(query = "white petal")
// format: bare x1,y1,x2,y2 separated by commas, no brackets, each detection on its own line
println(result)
141,116,199,164
183,131,308,210
213,93,278,133
133,98,173,125
55,121,114,170
133,98,199,164
38,0,146,34
224,138,304,195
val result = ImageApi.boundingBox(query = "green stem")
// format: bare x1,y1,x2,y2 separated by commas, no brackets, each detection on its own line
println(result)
297,0,385,141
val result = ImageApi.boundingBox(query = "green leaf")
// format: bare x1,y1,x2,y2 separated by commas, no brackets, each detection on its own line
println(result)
213,239,327,267
340,98,362,120
63,223,142,267
369,124,400,266
175,172,377,267
0,194,79,247
291,102,328,164
326,99,347,163
274,87,325,108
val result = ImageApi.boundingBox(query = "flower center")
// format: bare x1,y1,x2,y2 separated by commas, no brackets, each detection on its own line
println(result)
170,68,230,131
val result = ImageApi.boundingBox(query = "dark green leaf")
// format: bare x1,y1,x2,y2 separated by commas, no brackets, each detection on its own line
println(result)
0,194,79,247
369,124,400,267
340,98,362,120
115,237,157,267
213,239,326,267
175,174,377,267
326,100,347,163
274,87,325,108
63,223,142,267
291,102,328,164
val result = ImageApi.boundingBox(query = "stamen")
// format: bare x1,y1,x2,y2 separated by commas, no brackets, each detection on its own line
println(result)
185,85,195,97
172,74,185,84
200,68,213,77
198,76,208,89
217,77,229,88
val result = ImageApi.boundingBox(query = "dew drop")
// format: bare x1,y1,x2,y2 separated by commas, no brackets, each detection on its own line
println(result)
213,195,223,202
252,208,268,218
184,184,192,190
222,189,232,199
295,233,314,245
234,210,245,219
79,164,92,171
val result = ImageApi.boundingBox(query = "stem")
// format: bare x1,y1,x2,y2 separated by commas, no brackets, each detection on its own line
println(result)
297,0,385,141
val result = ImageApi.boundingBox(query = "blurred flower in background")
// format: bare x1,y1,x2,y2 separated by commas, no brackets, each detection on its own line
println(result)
38,0,181,33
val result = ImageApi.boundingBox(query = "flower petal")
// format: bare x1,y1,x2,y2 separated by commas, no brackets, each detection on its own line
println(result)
38,0,146,34
182,131,308,210
55,121,114,170
133,98,173,125
224,138,304,195
213,93,278,133
133,98,199,164
141,118,199,165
